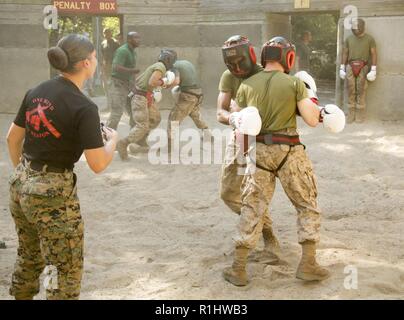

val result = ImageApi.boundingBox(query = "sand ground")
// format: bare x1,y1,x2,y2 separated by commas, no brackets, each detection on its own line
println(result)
1,86,404,299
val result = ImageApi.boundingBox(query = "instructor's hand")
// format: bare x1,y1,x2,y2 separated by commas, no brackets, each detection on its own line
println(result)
102,126,118,143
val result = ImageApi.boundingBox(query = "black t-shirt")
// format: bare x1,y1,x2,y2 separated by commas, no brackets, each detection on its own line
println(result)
14,76,104,169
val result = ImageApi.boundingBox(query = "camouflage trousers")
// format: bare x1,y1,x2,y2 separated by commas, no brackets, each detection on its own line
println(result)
106,78,135,130
219,132,274,232
234,142,321,249
126,94,161,144
8,162,83,300
167,88,208,140
346,64,369,121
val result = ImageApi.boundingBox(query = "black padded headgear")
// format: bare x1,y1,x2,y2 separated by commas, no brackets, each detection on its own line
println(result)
261,36,296,73
222,35,257,78
158,48,177,70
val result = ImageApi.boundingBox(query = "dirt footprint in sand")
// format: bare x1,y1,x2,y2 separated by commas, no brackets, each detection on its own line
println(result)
136,203,164,215
104,176,124,186
371,282,403,295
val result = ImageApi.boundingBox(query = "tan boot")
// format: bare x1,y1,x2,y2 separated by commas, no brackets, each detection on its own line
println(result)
347,108,355,124
296,240,330,281
14,293,34,300
355,108,366,123
223,246,249,286
116,139,129,161
128,143,149,154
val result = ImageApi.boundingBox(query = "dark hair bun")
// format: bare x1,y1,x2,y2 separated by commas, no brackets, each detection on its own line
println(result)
47,46,69,71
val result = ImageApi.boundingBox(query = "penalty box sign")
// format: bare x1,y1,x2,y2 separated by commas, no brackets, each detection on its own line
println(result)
53,0,117,14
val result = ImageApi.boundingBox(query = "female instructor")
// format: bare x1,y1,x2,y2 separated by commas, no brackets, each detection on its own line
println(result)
6,34,118,300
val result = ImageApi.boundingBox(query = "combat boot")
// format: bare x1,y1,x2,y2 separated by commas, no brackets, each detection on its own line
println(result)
347,108,355,124
14,294,34,300
355,108,366,123
223,246,249,286
296,240,330,281
116,139,129,160
128,143,149,154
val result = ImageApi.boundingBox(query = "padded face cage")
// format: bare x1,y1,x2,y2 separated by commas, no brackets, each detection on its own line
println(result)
222,35,257,78
260,37,296,72
158,49,177,70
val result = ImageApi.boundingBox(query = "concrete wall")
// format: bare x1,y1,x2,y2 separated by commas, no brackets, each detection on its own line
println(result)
0,0,50,113
1,0,404,119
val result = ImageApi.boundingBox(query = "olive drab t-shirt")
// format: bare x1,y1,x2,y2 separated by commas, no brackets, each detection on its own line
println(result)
236,71,308,133
111,43,137,81
218,64,264,99
173,60,200,91
136,62,166,92
13,76,104,169
101,38,119,65
345,34,376,63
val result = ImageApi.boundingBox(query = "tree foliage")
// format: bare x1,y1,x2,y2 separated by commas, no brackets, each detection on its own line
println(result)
102,17,120,37
291,13,339,80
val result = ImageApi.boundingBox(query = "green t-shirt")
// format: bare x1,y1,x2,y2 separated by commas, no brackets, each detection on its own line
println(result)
174,60,199,91
236,71,308,133
112,43,137,81
101,38,119,65
218,64,263,99
345,34,376,62
136,62,166,92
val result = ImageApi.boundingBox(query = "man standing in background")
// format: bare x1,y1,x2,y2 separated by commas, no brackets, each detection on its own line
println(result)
101,28,119,111
106,31,141,130
295,31,312,72
340,18,377,123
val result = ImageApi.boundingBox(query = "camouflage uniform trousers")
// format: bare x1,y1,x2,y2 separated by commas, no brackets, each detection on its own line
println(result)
106,78,135,130
234,142,321,249
219,132,274,232
126,94,161,145
346,64,369,122
8,162,83,300
167,88,208,141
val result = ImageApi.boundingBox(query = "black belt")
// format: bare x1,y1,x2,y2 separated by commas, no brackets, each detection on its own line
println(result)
23,158,71,173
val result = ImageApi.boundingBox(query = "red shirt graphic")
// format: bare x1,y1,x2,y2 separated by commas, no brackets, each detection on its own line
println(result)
25,98,61,139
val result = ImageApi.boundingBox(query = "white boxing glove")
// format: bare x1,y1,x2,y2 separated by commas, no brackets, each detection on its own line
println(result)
229,106,262,136
367,66,377,82
294,70,318,102
153,87,162,103
171,85,180,102
320,104,345,133
162,70,176,86
339,64,346,80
